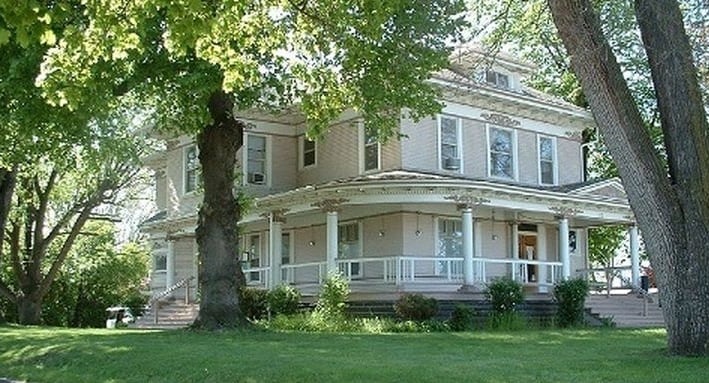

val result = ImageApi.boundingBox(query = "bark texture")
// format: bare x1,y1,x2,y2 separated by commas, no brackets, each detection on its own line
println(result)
193,90,247,329
548,0,709,355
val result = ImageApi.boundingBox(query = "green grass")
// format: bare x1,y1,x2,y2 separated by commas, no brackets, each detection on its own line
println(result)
1,326,707,382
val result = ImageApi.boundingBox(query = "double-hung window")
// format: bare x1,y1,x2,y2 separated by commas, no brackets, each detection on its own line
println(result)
362,127,380,172
439,116,462,172
184,145,199,193
485,70,511,89
247,135,267,185
338,222,361,276
488,126,516,179
538,135,557,185
300,137,316,168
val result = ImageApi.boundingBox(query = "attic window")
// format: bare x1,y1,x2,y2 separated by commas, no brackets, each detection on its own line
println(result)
485,70,510,89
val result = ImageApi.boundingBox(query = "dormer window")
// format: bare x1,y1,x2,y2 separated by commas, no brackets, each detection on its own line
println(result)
486,70,510,90
184,145,199,193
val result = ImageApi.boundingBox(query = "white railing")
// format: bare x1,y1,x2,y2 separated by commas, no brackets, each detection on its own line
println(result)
243,266,271,286
277,256,562,287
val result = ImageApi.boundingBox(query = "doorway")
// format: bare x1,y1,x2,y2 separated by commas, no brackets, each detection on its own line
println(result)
518,233,538,283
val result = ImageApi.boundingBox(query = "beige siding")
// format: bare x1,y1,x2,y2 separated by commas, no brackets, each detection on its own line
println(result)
297,122,360,186
480,221,511,278
517,130,538,185
381,139,402,171
155,171,167,211
400,117,438,171
402,212,436,256
290,225,326,284
546,225,559,262
174,239,196,281
558,137,582,184
165,144,182,217
362,214,403,257
462,119,487,178
270,135,297,192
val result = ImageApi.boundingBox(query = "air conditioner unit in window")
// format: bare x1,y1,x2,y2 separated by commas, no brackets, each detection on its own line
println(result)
249,172,265,184
444,157,461,170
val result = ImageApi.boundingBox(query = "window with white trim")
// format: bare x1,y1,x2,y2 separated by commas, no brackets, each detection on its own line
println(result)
184,145,199,193
246,135,267,185
301,137,316,168
439,116,462,172
363,128,380,172
154,253,167,272
485,70,510,89
488,126,516,179
338,222,361,276
538,135,557,185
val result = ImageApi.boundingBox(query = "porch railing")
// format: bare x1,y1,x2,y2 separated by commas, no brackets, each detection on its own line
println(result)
264,256,562,287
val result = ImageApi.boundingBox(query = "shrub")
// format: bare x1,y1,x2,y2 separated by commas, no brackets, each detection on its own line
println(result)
484,277,524,314
393,293,438,321
267,284,301,316
553,278,590,327
314,273,350,322
239,287,269,320
449,304,476,331
486,311,526,331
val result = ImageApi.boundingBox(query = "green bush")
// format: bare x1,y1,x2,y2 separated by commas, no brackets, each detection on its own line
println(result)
486,311,526,330
449,304,475,331
267,284,301,316
553,278,590,327
314,273,350,322
239,287,269,320
484,277,524,314
264,314,450,333
393,293,438,321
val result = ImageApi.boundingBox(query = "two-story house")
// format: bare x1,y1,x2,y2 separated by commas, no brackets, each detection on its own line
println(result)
141,47,639,301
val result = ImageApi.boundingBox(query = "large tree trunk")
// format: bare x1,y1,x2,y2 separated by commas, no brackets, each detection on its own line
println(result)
192,90,247,329
548,0,709,355
17,295,42,325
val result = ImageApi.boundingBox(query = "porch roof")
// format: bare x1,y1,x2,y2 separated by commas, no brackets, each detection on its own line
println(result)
247,168,633,224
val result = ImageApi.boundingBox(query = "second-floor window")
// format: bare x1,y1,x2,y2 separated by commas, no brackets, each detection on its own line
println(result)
538,135,557,185
363,127,380,172
184,145,199,193
247,135,267,185
488,126,516,180
439,116,462,172
300,137,316,168
486,70,511,89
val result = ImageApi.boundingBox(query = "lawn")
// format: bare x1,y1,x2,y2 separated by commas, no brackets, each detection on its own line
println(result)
1,326,707,383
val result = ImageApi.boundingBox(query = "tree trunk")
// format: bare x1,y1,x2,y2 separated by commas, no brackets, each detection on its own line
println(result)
548,0,709,355
17,295,42,325
192,90,247,329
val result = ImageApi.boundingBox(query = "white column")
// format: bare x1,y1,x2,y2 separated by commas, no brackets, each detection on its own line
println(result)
511,222,519,280
326,211,338,274
629,225,640,287
474,219,483,283
462,207,474,287
269,215,283,289
537,225,547,293
559,217,570,280
166,240,175,288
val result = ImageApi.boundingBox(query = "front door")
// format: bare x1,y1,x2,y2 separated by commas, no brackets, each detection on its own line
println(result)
518,234,537,283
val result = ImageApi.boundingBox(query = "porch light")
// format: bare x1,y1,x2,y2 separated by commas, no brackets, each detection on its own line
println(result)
415,212,422,237
308,225,315,246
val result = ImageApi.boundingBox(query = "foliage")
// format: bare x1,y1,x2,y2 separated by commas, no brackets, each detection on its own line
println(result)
553,278,590,328
238,287,269,321
449,304,476,331
267,284,301,316
263,314,450,334
588,225,626,267
393,293,439,321
313,273,350,324
484,277,525,314
486,311,527,331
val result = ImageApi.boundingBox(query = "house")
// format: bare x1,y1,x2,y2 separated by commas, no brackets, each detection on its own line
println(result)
140,47,640,302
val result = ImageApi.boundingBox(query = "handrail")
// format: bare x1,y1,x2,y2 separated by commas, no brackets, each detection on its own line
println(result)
150,276,195,305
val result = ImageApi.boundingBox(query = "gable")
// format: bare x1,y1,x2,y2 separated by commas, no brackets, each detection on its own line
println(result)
569,179,627,200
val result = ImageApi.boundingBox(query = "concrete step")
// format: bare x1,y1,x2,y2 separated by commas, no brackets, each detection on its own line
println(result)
585,294,665,328
132,301,199,330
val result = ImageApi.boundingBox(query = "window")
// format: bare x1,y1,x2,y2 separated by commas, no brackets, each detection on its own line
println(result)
438,116,462,171
154,253,167,271
247,135,267,185
362,127,380,172
338,222,361,276
488,126,516,179
245,234,261,282
485,70,510,89
281,232,292,281
538,135,557,185
437,218,462,274
184,145,199,193
300,137,316,168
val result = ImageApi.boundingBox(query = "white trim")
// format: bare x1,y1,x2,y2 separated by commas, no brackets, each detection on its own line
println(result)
298,136,317,170
437,115,463,173
537,134,558,186
183,145,199,195
486,124,518,181
359,124,381,174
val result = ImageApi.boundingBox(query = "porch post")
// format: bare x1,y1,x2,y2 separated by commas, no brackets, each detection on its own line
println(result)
537,225,548,293
510,222,519,280
326,211,338,274
559,216,571,280
166,239,175,288
629,224,640,287
268,210,286,289
474,219,483,283
461,207,475,288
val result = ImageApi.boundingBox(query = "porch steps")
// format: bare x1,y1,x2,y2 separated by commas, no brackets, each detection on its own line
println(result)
132,300,199,330
584,294,665,328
